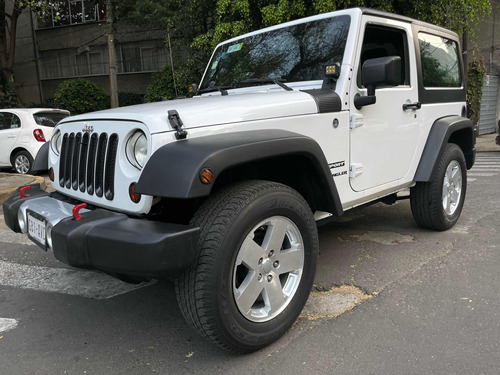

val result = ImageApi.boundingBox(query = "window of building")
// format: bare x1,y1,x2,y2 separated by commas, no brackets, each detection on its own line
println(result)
118,41,168,73
419,33,462,88
39,42,168,79
38,0,106,29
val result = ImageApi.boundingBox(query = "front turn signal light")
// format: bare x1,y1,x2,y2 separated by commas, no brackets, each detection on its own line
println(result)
129,182,141,203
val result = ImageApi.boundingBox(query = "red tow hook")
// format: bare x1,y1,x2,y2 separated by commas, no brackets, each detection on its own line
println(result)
72,203,87,220
20,186,32,198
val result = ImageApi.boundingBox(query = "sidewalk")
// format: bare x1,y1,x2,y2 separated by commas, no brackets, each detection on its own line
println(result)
0,133,498,205
0,173,46,205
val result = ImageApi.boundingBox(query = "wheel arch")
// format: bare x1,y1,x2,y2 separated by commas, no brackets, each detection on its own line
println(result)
10,147,34,166
136,130,343,217
414,115,475,182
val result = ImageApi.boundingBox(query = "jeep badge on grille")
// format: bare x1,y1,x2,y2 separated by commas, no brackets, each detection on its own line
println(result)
82,124,94,134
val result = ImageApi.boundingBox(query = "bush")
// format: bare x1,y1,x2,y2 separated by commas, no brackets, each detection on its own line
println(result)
118,92,144,107
0,76,20,108
145,62,202,102
54,78,109,115
467,49,486,127
145,68,177,102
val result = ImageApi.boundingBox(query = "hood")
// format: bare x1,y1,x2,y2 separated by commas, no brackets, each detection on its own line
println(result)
60,90,319,134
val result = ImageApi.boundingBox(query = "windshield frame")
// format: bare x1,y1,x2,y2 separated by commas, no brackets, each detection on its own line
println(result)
199,12,352,93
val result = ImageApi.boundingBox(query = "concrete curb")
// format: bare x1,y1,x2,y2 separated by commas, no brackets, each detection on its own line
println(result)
0,174,46,205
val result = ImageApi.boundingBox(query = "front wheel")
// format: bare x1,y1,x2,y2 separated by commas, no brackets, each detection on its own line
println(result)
175,181,318,353
410,143,467,231
13,151,34,175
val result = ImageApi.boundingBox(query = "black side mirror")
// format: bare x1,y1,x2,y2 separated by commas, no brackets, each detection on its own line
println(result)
354,56,401,109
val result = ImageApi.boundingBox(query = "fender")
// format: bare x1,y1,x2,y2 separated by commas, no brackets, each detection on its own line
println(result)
136,130,343,216
32,142,50,171
414,115,475,182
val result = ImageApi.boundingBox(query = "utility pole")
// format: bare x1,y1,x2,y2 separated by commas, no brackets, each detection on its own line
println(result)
106,0,119,108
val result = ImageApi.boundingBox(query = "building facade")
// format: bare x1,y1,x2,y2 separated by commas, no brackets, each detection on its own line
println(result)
13,0,170,106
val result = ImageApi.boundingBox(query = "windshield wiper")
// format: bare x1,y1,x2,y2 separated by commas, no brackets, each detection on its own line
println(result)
238,78,293,91
198,85,232,95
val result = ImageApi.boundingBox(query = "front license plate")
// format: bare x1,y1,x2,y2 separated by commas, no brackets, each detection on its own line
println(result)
27,210,47,250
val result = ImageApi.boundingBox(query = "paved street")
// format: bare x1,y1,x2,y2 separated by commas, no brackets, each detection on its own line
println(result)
0,153,499,374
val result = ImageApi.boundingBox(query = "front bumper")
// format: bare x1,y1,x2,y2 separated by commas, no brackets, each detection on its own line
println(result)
3,186,199,278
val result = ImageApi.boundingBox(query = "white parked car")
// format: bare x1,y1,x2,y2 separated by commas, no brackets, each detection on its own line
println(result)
0,108,70,174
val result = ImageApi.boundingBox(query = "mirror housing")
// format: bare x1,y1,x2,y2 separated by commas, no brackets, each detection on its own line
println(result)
354,56,401,109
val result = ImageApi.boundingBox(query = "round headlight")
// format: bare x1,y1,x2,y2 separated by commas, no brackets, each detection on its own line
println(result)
126,131,148,169
51,130,62,155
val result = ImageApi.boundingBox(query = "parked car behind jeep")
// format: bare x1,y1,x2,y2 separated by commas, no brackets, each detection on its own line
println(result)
0,108,70,174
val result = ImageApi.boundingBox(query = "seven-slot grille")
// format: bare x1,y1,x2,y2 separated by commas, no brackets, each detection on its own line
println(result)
59,132,119,200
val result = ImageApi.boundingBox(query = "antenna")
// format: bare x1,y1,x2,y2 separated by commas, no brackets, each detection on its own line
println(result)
168,34,178,98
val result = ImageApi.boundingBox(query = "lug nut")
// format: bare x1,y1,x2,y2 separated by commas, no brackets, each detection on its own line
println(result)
258,257,263,265
258,273,262,281
267,275,273,282
268,250,274,257
273,261,279,268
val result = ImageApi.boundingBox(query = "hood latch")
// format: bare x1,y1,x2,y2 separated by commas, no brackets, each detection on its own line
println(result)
168,110,188,140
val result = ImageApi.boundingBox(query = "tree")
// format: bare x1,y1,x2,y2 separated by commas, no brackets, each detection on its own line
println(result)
0,1,51,83
194,0,490,52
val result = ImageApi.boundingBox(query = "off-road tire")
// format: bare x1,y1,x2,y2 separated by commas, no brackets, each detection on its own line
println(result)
410,143,467,231
175,180,318,353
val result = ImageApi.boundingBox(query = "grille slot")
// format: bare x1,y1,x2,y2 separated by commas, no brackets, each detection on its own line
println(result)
105,134,118,200
87,133,98,195
58,130,117,201
95,133,108,198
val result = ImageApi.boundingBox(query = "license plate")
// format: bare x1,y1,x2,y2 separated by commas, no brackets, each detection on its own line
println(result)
27,210,47,250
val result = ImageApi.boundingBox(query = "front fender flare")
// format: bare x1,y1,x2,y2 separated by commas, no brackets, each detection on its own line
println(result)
136,130,343,216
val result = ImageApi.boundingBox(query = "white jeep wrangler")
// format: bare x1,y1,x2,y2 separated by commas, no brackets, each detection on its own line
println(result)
4,8,475,353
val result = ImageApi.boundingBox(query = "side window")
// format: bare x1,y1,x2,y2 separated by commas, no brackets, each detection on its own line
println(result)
418,33,461,88
11,114,20,128
358,25,409,87
0,113,21,130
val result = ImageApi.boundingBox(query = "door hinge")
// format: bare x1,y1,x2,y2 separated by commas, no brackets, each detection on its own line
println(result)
350,114,363,129
349,163,364,178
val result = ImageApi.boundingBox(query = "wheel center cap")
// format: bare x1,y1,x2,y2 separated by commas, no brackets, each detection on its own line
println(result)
262,259,272,274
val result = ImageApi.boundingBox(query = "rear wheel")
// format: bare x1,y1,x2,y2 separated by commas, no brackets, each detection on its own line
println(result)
13,151,34,175
175,180,318,353
410,143,467,230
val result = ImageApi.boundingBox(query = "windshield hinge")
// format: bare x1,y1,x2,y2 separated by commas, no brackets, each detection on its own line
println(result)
168,110,188,140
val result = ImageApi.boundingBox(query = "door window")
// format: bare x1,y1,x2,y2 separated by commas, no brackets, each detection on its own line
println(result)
357,25,410,88
0,112,21,130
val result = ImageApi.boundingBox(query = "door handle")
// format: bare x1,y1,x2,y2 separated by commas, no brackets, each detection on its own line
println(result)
403,102,421,111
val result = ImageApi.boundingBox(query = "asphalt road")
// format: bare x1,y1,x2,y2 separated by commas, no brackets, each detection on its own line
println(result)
1,153,499,374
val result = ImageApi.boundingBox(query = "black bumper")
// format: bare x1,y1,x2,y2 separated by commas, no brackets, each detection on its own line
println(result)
3,187,200,278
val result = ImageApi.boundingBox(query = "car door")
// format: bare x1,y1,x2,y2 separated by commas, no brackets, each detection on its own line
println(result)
349,18,420,192
0,112,21,165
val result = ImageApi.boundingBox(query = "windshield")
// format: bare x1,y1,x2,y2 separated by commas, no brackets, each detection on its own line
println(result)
200,15,350,92
33,112,69,127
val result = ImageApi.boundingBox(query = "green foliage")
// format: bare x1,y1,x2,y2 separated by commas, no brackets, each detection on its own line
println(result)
0,82,20,108
118,92,144,107
145,60,202,102
54,78,109,115
142,0,491,104
467,48,486,127
145,68,177,102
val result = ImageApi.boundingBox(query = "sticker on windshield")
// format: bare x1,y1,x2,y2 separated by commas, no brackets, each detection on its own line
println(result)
227,43,243,53
211,61,218,70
